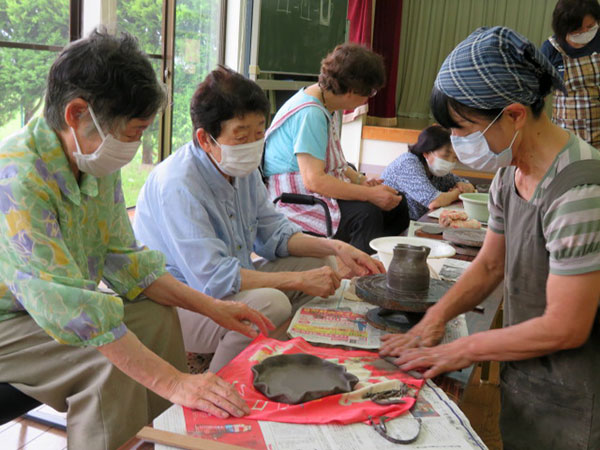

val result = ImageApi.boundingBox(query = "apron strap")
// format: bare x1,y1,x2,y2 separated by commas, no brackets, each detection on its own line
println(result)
265,101,330,141
548,36,568,56
541,159,600,210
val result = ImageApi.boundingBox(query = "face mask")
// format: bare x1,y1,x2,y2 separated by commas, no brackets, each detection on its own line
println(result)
208,135,264,177
71,106,141,177
568,24,599,45
427,156,456,177
450,109,518,172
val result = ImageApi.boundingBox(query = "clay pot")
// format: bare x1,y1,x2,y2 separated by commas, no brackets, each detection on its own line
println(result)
386,244,430,293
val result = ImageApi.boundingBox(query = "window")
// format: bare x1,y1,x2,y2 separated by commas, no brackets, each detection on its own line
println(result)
113,0,164,206
1,1,226,207
0,0,72,142
112,0,225,206
171,0,222,152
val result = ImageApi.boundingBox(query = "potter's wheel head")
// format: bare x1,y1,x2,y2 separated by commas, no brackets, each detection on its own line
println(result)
355,274,452,313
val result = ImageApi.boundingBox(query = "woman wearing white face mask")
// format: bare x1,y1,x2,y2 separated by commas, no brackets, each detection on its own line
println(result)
379,26,600,449
541,0,600,148
381,125,475,220
134,66,384,373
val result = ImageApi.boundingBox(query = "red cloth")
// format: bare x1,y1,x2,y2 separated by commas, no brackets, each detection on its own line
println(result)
184,335,424,427
369,0,403,119
347,0,373,47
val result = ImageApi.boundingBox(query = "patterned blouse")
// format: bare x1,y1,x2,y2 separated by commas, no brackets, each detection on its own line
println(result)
382,152,465,220
0,117,166,347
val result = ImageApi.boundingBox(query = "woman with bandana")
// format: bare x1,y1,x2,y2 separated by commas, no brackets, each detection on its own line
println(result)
379,26,600,449
541,0,600,148
381,125,475,221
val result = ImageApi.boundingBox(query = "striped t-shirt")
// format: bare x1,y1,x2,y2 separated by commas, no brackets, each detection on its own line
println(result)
488,132,600,275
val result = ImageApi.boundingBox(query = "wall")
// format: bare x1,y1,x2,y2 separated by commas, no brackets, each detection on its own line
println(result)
340,119,494,182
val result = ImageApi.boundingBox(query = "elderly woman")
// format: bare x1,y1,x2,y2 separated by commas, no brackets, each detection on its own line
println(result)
382,125,475,220
263,43,410,254
134,66,383,372
0,30,273,449
380,27,600,449
541,0,600,147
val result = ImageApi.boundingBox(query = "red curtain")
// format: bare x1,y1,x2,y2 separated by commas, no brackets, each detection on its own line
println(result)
347,0,373,47
345,0,373,121
369,0,403,124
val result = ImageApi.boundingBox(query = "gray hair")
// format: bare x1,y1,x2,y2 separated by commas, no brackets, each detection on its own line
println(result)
44,27,167,133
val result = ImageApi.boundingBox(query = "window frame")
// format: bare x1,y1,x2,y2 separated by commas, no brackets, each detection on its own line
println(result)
0,0,228,165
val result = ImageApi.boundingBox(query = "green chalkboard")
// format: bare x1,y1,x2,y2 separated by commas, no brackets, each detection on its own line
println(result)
258,0,348,75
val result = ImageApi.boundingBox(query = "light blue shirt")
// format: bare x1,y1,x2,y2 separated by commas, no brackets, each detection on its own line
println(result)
263,88,330,176
133,141,302,299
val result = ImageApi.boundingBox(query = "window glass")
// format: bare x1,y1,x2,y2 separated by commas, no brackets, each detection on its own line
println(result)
0,48,58,141
171,0,221,152
0,0,69,46
120,59,163,207
116,0,163,55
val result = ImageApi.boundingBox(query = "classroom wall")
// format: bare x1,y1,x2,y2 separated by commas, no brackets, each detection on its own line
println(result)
340,119,494,182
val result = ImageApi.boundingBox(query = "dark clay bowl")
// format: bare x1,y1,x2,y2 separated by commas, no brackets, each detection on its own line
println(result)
252,354,359,404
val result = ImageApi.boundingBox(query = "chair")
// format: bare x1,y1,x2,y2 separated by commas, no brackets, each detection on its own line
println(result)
0,383,66,430
272,193,333,237
0,383,41,424
264,161,363,239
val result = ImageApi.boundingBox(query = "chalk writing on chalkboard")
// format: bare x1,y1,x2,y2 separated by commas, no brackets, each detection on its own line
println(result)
258,0,346,75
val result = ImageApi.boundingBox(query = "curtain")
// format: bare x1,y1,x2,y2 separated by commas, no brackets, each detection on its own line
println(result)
396,0,556,120
347,0,373,47
344,0,374,122
368,0,403,125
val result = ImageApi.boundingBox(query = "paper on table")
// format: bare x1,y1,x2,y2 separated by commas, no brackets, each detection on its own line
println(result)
286,279,468,349
287,280,386,349
153,379,487,450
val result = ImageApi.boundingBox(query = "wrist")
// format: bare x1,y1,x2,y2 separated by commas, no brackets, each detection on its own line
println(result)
423,304,450,326
324,238,344,256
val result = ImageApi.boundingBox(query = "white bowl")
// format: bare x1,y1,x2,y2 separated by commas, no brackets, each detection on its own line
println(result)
369,236,456,270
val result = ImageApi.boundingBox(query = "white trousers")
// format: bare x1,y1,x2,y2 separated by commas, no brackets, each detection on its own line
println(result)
177,255,336,372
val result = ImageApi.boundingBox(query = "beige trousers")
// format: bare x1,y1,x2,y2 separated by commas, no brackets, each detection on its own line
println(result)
177,255,336,372
0,299,187,450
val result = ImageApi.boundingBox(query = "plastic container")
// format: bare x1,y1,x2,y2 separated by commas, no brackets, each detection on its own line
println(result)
459,193,490,222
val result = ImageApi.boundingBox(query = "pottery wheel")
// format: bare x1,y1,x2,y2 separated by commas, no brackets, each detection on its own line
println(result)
415,225,444,237
442,228,486,248
355,274,453,313
366,308,424,332
453,244,480,257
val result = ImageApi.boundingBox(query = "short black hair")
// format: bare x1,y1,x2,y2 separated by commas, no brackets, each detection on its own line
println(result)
408,125,451,166
44,28,166,132
429,86,548,130
190,65,270,145
552,0,600,41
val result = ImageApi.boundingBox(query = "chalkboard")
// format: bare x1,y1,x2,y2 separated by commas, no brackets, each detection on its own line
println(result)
258,0,348,75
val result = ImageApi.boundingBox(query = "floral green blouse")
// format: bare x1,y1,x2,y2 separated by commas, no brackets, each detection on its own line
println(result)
0,117,167,346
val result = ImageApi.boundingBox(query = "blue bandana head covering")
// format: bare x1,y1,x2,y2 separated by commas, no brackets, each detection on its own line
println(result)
434,26,566,109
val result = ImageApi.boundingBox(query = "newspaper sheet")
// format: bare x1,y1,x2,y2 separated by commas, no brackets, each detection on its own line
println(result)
287,280,468,349
154,380,487,450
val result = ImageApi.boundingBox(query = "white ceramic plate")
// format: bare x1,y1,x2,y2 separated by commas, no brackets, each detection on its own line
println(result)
369,236,456,270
